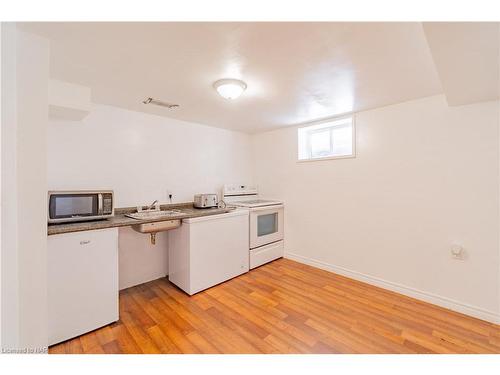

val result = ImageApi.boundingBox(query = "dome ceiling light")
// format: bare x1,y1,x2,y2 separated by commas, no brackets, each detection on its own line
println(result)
213,79,247,100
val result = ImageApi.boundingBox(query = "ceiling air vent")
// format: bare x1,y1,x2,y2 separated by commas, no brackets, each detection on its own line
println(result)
142,97,179,109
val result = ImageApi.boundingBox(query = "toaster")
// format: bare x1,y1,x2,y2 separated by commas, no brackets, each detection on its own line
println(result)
193,194,218,208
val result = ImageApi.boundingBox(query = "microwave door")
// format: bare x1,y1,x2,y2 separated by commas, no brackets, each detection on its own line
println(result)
49,193,99,222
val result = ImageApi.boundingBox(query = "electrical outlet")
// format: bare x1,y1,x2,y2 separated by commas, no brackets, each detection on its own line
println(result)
166,190,173,203
451,244,465,260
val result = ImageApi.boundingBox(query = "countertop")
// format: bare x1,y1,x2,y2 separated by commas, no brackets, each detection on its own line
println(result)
47,203,236,235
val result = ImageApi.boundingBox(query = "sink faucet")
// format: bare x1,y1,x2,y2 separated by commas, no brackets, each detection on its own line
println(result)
147,200,159,211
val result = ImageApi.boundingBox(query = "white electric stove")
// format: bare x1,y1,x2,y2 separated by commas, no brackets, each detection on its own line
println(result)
223,184,284,269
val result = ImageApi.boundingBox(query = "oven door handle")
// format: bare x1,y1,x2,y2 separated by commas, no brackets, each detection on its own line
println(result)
249,204,284,212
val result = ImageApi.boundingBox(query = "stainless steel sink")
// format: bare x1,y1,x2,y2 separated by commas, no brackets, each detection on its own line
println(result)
131,219,181,234
131,219,181,245
126,209,183,244
125,209,182,220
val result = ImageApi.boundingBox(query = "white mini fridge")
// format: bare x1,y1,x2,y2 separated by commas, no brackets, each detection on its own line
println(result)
168,210,249,295
47,228,119,345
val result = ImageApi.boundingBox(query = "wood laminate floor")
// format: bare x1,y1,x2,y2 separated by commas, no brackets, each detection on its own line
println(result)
50,258,500,354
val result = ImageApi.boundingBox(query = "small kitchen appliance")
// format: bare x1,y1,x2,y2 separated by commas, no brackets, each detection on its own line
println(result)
193,193,218,208
48,190,114,224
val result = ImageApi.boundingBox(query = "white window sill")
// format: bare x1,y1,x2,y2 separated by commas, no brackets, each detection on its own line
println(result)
297,154,356,163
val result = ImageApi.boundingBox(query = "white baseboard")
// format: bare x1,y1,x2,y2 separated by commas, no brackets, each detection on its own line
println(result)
285,252,500,325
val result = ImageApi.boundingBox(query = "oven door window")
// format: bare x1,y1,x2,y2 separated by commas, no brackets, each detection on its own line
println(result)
49,194,99,219
257,213,278,237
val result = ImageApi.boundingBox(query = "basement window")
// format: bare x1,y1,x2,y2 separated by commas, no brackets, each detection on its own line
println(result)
297,116,355,161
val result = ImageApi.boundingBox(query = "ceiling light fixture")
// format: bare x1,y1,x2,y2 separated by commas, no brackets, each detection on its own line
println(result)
213,79,247,100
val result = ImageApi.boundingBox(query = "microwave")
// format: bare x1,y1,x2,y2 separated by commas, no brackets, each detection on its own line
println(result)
48,190,114,224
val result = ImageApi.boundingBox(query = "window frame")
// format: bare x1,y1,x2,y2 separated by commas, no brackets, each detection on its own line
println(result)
297,115,356,163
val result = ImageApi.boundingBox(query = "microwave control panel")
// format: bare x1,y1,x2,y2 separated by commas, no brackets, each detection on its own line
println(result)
102,193,113,214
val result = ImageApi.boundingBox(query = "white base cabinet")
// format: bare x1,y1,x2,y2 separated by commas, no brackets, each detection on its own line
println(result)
168,210,249,295
47,228,119,346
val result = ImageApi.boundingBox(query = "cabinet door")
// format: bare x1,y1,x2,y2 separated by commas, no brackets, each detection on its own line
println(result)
47,228,119,345
188,212,249,294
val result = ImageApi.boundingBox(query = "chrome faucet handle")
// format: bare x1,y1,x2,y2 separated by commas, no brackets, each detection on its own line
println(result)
148,200,159,211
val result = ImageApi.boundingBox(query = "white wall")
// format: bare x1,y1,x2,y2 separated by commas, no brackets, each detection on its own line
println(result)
48,79,91,121
253,95,500,322
118,227,169,290
47,104,253,289
497,27,500,322
1,22,18,351
47,104,253,206
498,28,500,320
0,20,4,350
1,25,49,349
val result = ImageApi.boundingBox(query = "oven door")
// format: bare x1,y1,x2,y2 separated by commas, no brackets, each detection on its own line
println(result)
249,205,284,249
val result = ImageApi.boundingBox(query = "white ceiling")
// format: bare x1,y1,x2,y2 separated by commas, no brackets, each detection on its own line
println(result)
18,22,495,133
423,22,499,106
